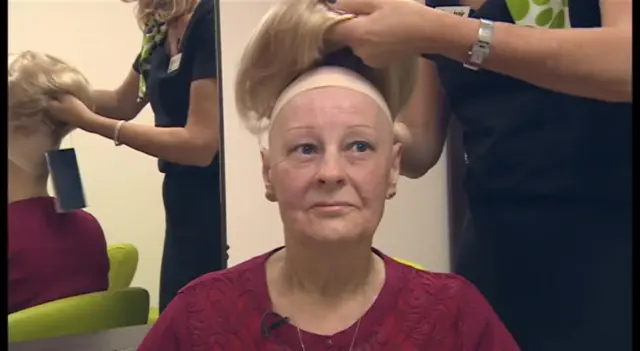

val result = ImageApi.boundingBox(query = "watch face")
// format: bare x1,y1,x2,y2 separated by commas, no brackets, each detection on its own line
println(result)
470,49,484,62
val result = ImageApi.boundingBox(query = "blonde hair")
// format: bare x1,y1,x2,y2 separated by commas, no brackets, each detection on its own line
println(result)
235,0,418,135
123,0,198,29
8,51,93,140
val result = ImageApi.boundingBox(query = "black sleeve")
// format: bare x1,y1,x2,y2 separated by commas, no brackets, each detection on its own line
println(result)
424,0,460,7
132,53,142,74
191,0,218,81
424,0,458,7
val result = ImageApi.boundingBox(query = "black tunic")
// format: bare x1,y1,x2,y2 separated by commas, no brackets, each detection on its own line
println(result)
133,0,226,312
425,1,631,350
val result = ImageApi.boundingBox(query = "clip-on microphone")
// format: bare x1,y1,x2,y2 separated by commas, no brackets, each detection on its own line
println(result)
261,311,290,338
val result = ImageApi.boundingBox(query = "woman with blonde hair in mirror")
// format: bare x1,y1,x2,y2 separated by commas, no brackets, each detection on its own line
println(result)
44,0,225,312
138,1,518,349
8,51,109,314
327,0,632,350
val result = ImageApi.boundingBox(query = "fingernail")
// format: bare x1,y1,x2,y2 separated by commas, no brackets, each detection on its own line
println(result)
326,0,336,4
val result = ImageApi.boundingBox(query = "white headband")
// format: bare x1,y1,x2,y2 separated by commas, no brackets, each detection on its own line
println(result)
270,66,392,123
258,66,392,149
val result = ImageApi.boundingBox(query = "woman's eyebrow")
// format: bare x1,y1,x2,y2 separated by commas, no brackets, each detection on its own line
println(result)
345,124,375,131
284,125,315,132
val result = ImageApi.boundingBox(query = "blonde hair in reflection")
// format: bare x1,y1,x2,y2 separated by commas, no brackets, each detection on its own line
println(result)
234,0,418,136
8,51,93,139
123,0,199,29
8,51,93,175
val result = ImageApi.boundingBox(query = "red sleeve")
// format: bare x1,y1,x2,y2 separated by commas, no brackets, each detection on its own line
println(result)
138,293,188,351
458,281,521,351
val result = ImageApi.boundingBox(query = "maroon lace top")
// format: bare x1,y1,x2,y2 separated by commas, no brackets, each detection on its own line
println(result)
8,197,109,314
138,248,519,350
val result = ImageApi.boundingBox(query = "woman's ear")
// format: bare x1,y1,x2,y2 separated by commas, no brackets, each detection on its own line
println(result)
387,142,402,200
260,149,277,202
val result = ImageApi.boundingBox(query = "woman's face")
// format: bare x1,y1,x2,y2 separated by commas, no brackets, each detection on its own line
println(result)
263,86,401,244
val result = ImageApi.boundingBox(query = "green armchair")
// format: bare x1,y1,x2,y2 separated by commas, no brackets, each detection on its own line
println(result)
8,287,150,343
107,243,139,290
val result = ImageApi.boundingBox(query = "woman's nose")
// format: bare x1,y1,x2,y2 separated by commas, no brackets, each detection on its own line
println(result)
316,151,346,185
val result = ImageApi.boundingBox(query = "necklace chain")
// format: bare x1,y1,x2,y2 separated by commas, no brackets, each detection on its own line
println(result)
296,318,362,351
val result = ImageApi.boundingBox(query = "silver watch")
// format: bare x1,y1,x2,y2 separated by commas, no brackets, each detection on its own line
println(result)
464,19,495,71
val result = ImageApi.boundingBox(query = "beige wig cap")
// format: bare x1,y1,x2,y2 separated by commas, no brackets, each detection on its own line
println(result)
271,66,392,123
261,66,393,148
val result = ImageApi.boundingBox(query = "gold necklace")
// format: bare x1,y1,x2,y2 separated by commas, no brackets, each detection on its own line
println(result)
295,318,362,351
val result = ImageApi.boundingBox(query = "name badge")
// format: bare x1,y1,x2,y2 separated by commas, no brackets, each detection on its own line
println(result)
168,53,182,73
436,6,471,18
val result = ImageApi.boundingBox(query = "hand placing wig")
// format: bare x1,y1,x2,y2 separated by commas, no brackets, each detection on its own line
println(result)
234,0,419,139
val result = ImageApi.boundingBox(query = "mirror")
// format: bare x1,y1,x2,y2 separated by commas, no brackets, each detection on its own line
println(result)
8,0,226,316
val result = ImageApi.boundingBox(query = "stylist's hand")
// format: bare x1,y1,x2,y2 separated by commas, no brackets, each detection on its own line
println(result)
326,0,431,68
47,95,93,126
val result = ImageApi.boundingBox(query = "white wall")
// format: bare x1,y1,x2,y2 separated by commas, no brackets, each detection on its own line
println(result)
220,0,451,272
9,0,165,308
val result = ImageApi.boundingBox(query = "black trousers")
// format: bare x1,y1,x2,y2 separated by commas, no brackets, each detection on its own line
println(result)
159,172,227,312
455,203,631,351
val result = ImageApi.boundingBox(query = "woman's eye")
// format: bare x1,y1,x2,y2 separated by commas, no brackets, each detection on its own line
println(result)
349,141,372,153
295,143,317,155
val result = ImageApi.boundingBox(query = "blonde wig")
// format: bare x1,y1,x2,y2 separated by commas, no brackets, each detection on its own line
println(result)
8,51,93,173
234,0,418,137
8,51,93,136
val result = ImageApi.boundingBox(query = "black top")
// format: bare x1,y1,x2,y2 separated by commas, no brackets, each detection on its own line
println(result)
425,0,631,207
133,0,219,176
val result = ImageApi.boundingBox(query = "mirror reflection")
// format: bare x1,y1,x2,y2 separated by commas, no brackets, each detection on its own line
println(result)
8,51,110,315
8,0,225,340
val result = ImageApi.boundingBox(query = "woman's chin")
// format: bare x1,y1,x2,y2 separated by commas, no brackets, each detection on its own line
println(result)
305,218,369,243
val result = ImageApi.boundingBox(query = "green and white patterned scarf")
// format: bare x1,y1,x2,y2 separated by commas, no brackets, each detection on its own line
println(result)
137,19,168,101
506,0,571,29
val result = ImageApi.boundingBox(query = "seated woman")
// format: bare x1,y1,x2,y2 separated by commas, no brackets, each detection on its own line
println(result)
138,1,518,349
8,51,110,314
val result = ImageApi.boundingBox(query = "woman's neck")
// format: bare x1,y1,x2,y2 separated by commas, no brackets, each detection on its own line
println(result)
273,240,384,301
266,240,387,334
8,163,49,204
